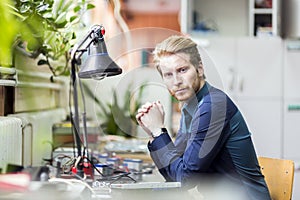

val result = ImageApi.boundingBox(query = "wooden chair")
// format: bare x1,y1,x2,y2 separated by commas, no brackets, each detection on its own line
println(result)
258,157,295,200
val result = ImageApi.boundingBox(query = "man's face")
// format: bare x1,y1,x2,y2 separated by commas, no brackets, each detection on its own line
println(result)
159,53,203,102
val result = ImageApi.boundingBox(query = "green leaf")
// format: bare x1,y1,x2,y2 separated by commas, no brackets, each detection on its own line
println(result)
54,12,66,24
69,16,77,23
55,21,67,28
73,5,81,13
8,0,96,76
87,3,95,10
54,65,65,74
72,32,76,39
60,0,73,13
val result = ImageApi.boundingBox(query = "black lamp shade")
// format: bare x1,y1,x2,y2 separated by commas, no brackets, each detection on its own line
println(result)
78,39,122,79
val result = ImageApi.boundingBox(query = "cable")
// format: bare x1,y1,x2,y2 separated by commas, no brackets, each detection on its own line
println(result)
49,177,95,195
96,172,137,184
84,156,137,184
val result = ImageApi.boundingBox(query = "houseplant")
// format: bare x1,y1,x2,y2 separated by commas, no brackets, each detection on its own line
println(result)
82,81,146,138
0,0,18,66
2,0,95,75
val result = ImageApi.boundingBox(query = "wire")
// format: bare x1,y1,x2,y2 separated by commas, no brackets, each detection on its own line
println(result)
49,177,95,195
109,173,137,184
74,156,82,168
84,156,137,184
96,172,137,184
71,170,87,181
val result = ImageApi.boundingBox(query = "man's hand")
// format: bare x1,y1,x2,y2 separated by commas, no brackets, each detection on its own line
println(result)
136,101,165,139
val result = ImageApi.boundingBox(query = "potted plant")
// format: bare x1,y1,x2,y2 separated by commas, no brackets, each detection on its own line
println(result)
82,81,146,138
1,0,95,75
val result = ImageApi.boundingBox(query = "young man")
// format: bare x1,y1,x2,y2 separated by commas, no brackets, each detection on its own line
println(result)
136,35,271,199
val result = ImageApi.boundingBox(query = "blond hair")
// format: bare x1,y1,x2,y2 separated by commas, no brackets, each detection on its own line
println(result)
153,35,203,76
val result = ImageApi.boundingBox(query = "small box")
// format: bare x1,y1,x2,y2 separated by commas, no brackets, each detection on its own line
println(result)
123,158,143,172
94,163,113,177
107,157,121,169
97,153,109,163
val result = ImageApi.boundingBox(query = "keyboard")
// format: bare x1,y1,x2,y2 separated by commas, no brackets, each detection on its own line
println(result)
110,181,181,189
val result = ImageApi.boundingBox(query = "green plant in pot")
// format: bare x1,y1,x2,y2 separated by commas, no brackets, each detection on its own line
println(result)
82,82,146,138
3,0,95,75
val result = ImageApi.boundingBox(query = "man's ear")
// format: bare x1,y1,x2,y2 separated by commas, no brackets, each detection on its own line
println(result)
197,62,204,78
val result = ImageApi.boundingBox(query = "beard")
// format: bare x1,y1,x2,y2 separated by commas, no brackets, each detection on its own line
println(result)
169,87,197,102
169,78,202,102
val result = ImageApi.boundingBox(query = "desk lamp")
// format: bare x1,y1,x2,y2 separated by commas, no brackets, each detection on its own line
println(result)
70,24,122,177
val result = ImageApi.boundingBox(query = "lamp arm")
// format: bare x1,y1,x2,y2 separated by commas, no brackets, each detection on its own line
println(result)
70,25,104,64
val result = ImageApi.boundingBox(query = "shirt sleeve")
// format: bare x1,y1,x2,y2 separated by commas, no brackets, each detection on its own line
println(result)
148,95,234,185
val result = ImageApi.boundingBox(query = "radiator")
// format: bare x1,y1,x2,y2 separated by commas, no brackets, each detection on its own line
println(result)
0,117,23,169
9,108,66,166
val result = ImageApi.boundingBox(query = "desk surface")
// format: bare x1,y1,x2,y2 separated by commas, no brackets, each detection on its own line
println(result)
115,152,153,163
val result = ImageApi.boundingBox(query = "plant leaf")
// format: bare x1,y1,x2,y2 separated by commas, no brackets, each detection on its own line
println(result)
87,3,95,10
73,5,81,13
69,16,77,23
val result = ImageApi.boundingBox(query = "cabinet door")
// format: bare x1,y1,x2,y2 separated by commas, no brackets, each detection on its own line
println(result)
283,40,300,161
283,101,300,160
201,38,237,98
293,171,300,200
283,41,300,99
236,37,283,98
238,99,282,158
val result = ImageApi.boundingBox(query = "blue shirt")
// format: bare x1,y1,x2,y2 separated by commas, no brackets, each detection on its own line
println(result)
148,82,271,200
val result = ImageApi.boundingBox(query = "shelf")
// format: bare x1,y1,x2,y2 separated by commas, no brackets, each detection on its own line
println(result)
249,0,280,37
252,8,273,14
180,0,280,37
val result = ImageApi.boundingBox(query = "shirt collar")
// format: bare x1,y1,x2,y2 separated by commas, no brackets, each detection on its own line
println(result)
182,81,211,117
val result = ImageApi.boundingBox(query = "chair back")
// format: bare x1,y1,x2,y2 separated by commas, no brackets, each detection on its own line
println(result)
258,157,295,200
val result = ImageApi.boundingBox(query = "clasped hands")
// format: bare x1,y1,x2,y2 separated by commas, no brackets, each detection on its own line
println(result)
136,101,165,139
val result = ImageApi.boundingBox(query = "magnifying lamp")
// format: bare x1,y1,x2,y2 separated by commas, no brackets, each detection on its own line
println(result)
69,24,122,177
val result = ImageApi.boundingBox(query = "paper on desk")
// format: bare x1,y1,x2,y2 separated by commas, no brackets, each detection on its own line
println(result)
0,173,30,192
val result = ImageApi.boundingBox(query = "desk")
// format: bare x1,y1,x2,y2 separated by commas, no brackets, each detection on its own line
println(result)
104,170,185,200
115,152,152,163
0,169,202,200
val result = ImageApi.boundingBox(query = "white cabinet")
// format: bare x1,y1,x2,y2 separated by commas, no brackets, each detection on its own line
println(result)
283,40,300,161
238,100,282,157
200,38,237,97
200,37,283,157
283,102,300,160
282,40,300,200
236,38,283,157
283,41,300,99
236,37,283,98
201,37,283,98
